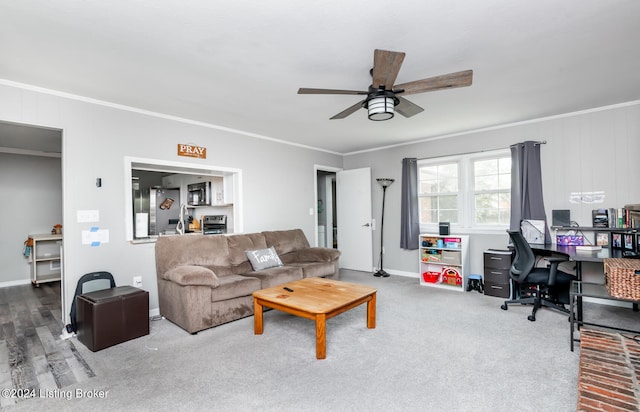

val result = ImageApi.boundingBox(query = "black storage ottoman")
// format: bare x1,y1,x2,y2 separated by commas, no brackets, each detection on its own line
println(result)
77,285,149,351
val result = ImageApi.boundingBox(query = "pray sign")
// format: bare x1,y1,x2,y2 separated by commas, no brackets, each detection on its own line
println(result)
177,144,206,159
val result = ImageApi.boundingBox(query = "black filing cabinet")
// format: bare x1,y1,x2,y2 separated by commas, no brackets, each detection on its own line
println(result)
483,250,513,298
77,286,149,352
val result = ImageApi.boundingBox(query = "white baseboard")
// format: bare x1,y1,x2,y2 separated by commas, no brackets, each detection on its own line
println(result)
60,328,75,340
0,279,32,288
371,268,419,278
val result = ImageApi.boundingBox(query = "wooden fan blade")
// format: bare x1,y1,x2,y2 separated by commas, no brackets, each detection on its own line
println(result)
395,97,424,118
394,70,473,96
372,49,406,90
298,88,368,95
330,100,365,119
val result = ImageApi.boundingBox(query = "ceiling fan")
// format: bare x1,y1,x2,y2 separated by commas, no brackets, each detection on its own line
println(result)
298,49,473,121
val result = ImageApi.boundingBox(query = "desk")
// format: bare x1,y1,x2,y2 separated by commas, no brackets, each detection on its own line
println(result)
531,244,623,279
569,281,640,351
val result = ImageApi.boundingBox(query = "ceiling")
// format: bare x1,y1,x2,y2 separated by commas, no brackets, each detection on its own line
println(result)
0,121,62,154
1,1,639,155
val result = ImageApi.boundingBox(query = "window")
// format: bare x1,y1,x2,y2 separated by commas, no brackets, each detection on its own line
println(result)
124,157,242,242
419,162,459,224
473,157,511,225
418,150,511,230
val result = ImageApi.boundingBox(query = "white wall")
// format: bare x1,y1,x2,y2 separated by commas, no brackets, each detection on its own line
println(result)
0,153,62,284
344,102,640,277
2,78,637,317
0,83,342,320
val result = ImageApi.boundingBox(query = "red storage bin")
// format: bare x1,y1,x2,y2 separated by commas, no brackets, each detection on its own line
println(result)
422,271,441,283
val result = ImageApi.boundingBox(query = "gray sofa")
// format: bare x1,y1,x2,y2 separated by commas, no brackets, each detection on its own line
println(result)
155,229,341,334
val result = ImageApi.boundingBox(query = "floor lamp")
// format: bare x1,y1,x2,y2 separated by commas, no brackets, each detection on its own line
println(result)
374,178,394,277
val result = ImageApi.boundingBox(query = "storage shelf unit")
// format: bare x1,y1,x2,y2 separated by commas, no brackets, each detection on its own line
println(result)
419,234,469,292
29,233,63,286
551,226,638,232
551,226,638,248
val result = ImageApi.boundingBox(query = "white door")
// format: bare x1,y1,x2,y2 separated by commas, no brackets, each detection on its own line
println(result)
337,167,373,271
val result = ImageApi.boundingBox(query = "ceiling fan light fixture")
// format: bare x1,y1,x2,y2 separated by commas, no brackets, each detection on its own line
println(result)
299,50,472,120
367,96,395,121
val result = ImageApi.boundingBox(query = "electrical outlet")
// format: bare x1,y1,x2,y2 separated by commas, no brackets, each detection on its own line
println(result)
133,276,143,288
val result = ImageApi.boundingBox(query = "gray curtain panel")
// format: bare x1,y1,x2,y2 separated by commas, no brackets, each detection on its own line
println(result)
510,141,550,244
400,158,420,249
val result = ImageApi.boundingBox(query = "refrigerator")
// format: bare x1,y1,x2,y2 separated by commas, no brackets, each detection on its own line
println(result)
148,187,181,236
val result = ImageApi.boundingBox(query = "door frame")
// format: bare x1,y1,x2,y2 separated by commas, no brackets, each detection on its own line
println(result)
314,165,374,271
0,120,66,322
314,164,341,247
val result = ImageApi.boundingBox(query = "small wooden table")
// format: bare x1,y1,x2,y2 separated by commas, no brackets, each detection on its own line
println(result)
252,277,377,359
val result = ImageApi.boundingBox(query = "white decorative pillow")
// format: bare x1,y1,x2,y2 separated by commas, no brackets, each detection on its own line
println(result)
246,247,283,271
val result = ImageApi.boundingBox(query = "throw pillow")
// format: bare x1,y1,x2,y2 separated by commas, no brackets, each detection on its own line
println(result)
246,247,283,271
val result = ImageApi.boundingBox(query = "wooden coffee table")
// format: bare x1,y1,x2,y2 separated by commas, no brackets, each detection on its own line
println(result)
252,277,377,359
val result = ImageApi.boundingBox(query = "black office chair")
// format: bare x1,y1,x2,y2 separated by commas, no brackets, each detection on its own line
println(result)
67,271,116,333
500,230,573,321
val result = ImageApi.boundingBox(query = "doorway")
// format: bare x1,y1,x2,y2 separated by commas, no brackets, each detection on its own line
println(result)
316,169,337,249
0,120,64,314
315,165,374,272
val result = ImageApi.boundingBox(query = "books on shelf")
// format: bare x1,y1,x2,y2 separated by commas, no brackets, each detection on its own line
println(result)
592,209,609,228
591,206,640,229
625,205,640,228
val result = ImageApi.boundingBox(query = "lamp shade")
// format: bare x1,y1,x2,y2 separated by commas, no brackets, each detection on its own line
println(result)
367,96,395,121
376,178,395,187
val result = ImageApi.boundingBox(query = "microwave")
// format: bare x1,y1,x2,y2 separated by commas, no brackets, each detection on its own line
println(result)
187,182,211,206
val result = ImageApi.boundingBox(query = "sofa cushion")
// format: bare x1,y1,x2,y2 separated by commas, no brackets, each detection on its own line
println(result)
205,262,253,278
246,247,283,271
162,265,220,287
211,275,262,303
294,247,341,262
227,233,268,265
246,265,303,289
288,261,337,278
156,235,230,274
262,229,310,255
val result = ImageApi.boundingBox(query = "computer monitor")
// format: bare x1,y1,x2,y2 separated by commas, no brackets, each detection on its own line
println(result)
552,209,570,227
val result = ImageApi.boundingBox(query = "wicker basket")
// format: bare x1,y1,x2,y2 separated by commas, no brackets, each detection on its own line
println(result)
603,258,640,300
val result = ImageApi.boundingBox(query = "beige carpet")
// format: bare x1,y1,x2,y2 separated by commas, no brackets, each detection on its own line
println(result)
2,270,638,411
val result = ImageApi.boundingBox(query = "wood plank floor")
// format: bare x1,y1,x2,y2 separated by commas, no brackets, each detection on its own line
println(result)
0,282,94,406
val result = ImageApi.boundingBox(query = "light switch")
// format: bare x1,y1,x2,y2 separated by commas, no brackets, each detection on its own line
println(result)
77,210,100,223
